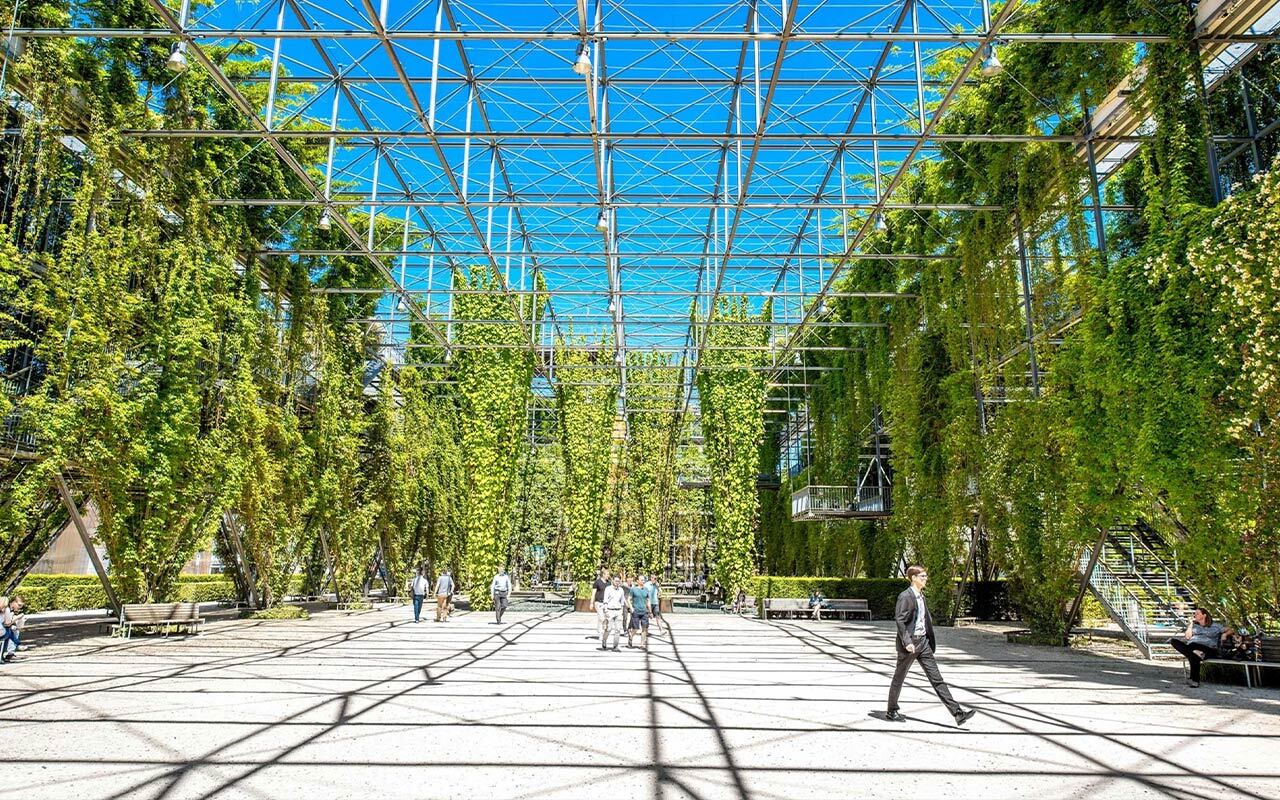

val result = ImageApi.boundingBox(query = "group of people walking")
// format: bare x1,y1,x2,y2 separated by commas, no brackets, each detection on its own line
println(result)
409,567,454,623
590,569,664,651
407,566,513,625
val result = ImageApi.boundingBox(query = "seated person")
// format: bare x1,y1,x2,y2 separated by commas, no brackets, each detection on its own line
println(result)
2,595,25,663
808,590,829,619
1169,606,1224,687
732,588,748,614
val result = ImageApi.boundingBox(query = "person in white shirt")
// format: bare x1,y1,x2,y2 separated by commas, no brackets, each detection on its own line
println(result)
410,567,431,623
885,566,974,726
491,569,512,624
599,576,627,652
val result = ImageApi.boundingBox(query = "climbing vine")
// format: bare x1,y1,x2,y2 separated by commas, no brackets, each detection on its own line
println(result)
697,296,772,596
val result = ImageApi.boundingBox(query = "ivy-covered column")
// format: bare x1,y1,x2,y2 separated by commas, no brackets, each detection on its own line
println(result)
453,267,533,608
697,297,771,596
555,339,618,592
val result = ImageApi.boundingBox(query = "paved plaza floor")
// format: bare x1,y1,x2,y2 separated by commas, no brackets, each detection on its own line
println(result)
0,606,1277,799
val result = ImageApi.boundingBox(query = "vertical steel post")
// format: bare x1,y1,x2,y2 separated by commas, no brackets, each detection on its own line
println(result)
485,145,496,251
839,146,848,252
427,0,443,128
911,0,925,131
399,205,410,316
1191,41,1222,204
1015,222,1040,398
265,0,287,130
1239,72,1263,174
367,147,380,250
322,85,340,206
461,83,474,199
1082,106,1108,262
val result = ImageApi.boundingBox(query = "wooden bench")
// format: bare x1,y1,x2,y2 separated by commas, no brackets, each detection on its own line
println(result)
1201,639,1280,688
114,602,203,639
824,599,872,620
762,598,809,619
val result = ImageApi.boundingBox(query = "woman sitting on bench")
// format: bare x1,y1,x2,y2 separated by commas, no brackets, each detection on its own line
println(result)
1169,606,1224,688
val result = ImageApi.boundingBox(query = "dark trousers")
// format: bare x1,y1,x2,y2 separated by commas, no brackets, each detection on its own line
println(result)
411,594,424,621
494,592,509,623
887,636,962,717
1169,638,1217,682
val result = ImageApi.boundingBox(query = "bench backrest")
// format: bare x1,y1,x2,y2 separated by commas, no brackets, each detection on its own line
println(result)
763,598,808,610
121,602,200,623
826,599,869,610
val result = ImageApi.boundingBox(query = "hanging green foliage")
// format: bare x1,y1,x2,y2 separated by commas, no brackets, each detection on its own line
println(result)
618,351,681,576
452,266,536,606
697,296,772,595
555,336,618,591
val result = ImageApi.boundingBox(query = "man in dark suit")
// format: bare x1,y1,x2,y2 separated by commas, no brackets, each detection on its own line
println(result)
885,565,976,726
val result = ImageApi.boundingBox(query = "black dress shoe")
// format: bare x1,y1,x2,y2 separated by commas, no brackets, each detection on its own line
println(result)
954,708,977,726
885,710,907,722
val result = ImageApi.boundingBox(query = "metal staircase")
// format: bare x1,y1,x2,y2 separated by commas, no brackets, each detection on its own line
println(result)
1078,520,1195,659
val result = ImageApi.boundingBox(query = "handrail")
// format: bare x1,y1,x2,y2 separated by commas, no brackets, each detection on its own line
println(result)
1102,533,1186,622
1080,545,1154,658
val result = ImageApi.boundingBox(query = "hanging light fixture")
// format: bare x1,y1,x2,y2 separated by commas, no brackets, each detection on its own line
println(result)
595,209,610,233
317,209,332,232
979,45,1003,78
167,43,189,72
875,213,888,232
572,47,592,77
608,296,617,314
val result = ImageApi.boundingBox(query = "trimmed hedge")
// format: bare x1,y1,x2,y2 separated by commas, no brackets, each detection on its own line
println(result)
749,576,908,619
13,574,239,612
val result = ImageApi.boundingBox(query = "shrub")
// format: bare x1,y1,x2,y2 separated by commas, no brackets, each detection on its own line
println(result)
249,604,309,620
16,573,238,612
749,576,907,619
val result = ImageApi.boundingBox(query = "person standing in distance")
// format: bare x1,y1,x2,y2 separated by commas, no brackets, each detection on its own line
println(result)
410,567,431,623
885,566,976,726
627,574,653,649
491,568,512,624
645,575,663,635
600,575,627,652
590,568,610,640
434,569,454,623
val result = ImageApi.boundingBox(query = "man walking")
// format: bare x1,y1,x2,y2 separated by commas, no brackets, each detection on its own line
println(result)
590,568,610,640
434,569,454,623
600,575,626,652
885,566,976,726
491,568,512,624
628,574,653,650
645,575,663,635
410,567,431,623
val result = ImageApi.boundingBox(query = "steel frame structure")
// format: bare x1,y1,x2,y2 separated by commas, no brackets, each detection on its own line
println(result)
20,0,1280,420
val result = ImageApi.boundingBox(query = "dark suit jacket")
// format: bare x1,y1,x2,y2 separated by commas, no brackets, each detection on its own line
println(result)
894,588,937,652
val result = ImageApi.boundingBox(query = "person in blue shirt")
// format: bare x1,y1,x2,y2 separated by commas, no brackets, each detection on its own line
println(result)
627,574,653,650
645,576,663,635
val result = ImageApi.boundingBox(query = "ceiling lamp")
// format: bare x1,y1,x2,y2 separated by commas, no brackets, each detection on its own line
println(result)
572,48,592,77
166,43,189,72
608,297,617,313
875,213,888,232
979,46,1003,78
317,209,332,232
595,209,610,233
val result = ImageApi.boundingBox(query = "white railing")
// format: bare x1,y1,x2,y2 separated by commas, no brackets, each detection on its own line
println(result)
791,483,890,518
1080,545,1163,659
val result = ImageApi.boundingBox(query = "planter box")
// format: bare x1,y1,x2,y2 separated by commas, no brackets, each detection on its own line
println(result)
574,598,593,613
660,597,673,614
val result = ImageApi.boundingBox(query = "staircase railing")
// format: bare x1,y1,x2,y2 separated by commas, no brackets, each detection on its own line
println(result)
1079,544,1157,659
1103,529,1188,625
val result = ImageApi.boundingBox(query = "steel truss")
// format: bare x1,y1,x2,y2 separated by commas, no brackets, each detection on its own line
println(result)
18,0,1280,419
